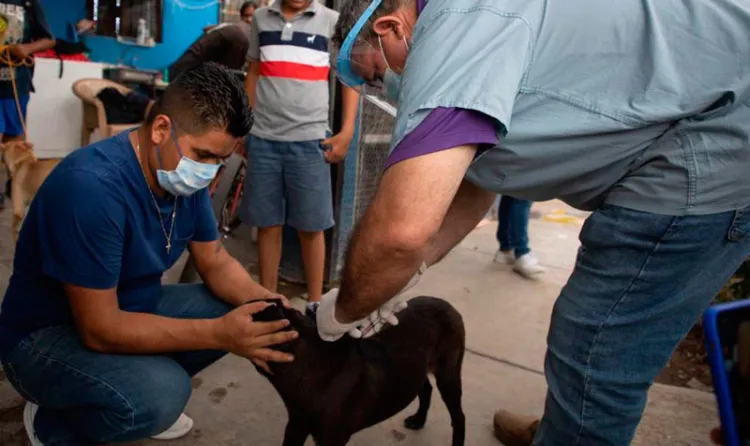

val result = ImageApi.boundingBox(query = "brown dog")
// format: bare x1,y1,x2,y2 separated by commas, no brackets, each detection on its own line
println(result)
0,141,60,242
252,296,466,446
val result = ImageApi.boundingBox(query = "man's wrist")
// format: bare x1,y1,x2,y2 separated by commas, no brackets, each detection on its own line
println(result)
206,318,228,350
334,301,359,324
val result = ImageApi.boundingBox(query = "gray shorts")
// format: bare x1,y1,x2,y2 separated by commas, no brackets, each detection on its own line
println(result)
240,135,334,232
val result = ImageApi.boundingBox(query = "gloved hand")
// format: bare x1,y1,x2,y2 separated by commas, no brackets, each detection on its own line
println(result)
316,288,364,342
316,262,427,341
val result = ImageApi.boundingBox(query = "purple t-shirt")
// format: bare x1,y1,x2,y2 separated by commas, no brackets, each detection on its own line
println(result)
385,107,499,168
384,0,499,169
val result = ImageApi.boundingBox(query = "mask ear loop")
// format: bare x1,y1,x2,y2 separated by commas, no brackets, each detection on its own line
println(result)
378,34,411,73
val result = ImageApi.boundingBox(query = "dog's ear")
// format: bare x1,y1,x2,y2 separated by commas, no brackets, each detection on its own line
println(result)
22,141,33,151
251,301,286,323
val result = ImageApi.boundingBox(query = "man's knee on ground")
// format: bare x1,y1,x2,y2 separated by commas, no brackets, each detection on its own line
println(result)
93,364,192,442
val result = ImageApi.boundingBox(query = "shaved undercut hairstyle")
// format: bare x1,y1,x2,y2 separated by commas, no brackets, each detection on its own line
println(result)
147,62,253,138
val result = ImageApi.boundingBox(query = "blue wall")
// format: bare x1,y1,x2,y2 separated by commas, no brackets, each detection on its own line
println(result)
39,0,219,71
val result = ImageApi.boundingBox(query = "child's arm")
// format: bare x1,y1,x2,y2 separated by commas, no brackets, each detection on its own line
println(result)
12,0,56,57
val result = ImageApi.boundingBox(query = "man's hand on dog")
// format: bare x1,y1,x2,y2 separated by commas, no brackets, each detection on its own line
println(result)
215,301,297,367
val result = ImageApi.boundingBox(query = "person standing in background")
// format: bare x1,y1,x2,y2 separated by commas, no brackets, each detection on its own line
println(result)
242,0,360,302
240,1,259,24
494,196,545,279
0,0,54,209
170,23,251,81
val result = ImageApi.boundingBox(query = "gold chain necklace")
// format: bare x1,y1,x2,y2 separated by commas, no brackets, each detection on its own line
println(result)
134,132,178,254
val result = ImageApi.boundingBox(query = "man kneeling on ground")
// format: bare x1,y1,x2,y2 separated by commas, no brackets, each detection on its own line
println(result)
0,62,297,446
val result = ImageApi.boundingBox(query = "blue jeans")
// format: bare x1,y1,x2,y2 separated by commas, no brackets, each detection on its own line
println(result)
1,284,232,445
496,196,533,258
241,134,334,232
535,204,750,445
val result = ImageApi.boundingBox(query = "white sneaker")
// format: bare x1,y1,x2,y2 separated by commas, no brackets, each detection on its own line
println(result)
513,253,545,279
151,413,194,440
23,402,44,446
493,250,515,265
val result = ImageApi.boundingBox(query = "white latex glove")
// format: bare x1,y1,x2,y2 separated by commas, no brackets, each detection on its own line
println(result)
316,262,428,341
356,261,427,337
316,288,364,342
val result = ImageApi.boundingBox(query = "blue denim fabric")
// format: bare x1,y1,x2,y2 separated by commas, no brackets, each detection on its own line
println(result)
496,196,533,258
535,204,750,445
0,284,231,446
241,134,334,232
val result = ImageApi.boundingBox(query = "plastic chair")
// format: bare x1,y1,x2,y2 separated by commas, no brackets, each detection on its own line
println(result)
72,78,142,146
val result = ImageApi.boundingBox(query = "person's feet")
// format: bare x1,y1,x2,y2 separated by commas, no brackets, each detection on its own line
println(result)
23,402,44,446
151,413,194,440
513,253,545,279
494,249,515,265
493,409,540,446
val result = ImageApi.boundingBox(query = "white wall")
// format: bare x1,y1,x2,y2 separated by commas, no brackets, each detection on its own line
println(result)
27,58,105,158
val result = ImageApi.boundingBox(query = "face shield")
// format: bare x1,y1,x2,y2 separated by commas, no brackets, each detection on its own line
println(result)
335,0,387,90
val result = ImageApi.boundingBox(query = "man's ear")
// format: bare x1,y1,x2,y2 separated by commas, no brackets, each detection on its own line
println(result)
149,115,171,147
372,15,407,40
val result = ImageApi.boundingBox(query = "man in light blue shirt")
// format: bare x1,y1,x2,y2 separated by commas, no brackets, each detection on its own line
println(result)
313,0,750,444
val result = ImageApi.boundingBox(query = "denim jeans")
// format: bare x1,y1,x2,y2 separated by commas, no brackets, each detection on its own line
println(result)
496,195,533,258
534,204,750,445
1,284,232,445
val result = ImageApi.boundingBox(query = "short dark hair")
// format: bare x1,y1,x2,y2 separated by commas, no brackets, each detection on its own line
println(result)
241,0,258,14
148,62,253,138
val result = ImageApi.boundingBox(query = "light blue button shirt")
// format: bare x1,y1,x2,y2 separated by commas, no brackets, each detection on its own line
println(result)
393,0,750,215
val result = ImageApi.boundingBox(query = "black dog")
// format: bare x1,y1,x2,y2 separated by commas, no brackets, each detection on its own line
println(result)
252,296,466,446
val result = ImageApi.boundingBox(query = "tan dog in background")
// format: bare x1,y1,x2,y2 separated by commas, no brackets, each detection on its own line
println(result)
0,141,60,243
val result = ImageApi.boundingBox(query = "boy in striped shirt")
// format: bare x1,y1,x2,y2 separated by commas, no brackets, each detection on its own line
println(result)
242,0,359,302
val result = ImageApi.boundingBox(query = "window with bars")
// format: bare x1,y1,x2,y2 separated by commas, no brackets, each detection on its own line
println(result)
87,0,164,43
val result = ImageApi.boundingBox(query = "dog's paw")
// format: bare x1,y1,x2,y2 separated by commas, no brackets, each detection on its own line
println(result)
403,415,427,430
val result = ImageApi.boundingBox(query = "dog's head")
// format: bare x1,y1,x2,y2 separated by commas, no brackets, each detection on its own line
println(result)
0,141,36,176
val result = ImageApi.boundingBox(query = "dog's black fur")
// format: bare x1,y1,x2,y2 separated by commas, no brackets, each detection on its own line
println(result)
252,296,466,446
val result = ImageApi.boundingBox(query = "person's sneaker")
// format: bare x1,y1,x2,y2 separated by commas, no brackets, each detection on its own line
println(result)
493,249,515,265
513,253,545,279
493,409,540,446
151,413,194,440
23,402,44,446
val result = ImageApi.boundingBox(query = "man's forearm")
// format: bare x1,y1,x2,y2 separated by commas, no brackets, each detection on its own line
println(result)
336,208,424,323
424,180,496,266
334,146,478,322
84,312,223,354
202,256,271,306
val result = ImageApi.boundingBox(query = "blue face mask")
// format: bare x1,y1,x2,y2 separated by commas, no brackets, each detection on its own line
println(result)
383,68,402,102
156,130,221,197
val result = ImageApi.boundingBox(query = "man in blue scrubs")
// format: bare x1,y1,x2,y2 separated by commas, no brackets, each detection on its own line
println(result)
0,63,298,445
315,0,750,445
